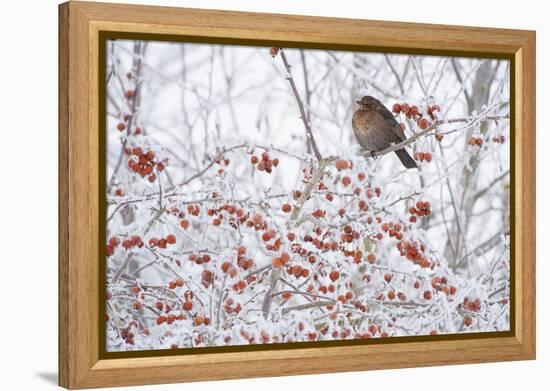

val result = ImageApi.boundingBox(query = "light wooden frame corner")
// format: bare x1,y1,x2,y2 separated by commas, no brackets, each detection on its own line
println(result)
59,1,536,389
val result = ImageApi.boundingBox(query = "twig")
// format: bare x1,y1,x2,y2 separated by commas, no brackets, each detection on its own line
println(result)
168,143,247,191
455,228,509,269
281,300,336,315
473,170,510,201
384,54,405,95
279,49,323,161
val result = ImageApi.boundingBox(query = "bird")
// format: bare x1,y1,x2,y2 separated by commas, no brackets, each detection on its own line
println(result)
352,95,417,169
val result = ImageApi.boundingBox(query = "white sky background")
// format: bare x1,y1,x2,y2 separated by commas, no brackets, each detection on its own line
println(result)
105,39,510,350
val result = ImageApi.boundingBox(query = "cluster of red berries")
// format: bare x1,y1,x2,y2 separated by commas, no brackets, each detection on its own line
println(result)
431,276,457,295
194,315,211,327
120,323,138,345
121,235,144,250
116,121,142,137
250,151,279,173
176,206,199,230
435,133,444,142
413,151,433,162
285,264,310,278
217,205,252,230
269,47,280,58
211,207,276,239
167,207,190,230
492,135,506,144
167,278,184,289
392,102,421,119
366,324,389,338
318,284,337,295
396,240,432,268
264,234,284,253
272,252,291,268
461,297,482,312
220,261,238,277
231,279,248,293
385,290,408,302
336,291,355,304
408,201,432,222
365,187,382,198
234,246,255,271
335,159,352,171
297,232,338,254
188,253,211,265
106,236,121,256
156,313,186,326
154,300,185,326
214,156,231,175
154,300,174,313
148,234,176,249
342,248,364,264
340,225,360,245
215,156,231,166
125,147,165,182
380,222,406,241
201,269,214,288
392,102,439,130
224,298,242,314
467,136,484,147
114,188,124,197
243,212,266,231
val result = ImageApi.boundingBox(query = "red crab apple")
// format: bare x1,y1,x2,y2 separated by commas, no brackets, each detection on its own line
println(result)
329,271,340,282
335,159,349,171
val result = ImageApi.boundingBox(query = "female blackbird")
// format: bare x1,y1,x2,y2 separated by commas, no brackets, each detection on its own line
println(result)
352,95,417,169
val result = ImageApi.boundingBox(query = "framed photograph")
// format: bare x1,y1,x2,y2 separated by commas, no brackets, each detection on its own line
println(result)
59,1,536,388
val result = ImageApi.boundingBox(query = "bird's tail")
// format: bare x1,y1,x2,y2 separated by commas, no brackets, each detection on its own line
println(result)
394,149,417,169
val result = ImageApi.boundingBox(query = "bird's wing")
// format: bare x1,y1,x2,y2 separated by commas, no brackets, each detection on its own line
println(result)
375,106,407,142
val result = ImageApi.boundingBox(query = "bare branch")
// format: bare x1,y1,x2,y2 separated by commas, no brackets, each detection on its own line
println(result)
279,49,323,161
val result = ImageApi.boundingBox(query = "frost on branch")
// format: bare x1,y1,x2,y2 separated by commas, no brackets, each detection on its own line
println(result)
105,41,510,351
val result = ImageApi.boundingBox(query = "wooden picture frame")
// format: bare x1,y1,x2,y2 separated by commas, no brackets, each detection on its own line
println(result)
59,1,536,388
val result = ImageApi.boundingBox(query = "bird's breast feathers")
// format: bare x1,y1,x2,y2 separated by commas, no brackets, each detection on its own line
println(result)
352,110,373,135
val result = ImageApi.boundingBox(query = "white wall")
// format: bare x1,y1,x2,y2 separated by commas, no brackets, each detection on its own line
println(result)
0,0,545,389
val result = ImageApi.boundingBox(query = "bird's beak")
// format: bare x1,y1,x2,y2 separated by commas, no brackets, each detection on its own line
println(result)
356,100,362,105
